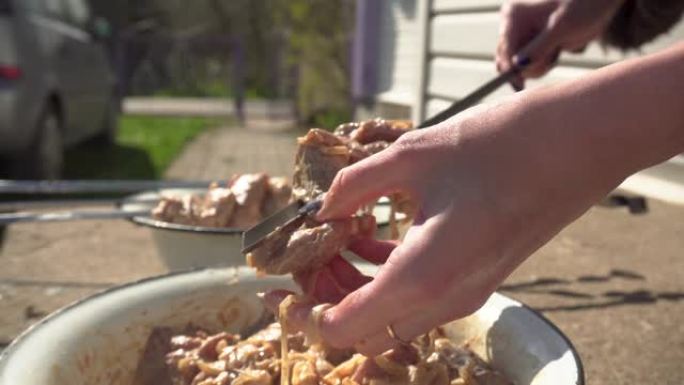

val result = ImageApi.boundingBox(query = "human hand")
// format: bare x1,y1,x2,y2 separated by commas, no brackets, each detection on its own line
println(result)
262,98,627,356
497,0,625,89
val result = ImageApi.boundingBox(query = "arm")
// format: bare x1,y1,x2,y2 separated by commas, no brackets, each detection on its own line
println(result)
266,43,684,356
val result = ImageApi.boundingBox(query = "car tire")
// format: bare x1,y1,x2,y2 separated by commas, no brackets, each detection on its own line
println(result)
10,106,63,180
93,94,120,146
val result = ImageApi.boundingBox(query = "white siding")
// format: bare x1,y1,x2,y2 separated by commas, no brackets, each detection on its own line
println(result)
371,0,684,115
368,0,684,201
430,12,684,69
432,0,501,13
427,57,592,101
375,0,422,106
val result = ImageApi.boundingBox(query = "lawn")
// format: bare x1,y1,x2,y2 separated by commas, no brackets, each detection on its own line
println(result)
64,116,219,180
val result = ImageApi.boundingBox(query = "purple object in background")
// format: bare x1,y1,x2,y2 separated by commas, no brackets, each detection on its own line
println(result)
232,36,246,125
351,0,381,102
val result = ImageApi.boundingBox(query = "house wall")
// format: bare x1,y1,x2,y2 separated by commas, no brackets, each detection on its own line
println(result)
355,0,424,120
359,0,684,204
423,0,684,118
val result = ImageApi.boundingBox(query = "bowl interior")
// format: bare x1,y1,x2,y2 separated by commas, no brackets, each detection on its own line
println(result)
0,268,582,385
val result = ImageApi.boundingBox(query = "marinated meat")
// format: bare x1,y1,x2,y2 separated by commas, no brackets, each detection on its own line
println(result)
152,195,202,226
246,215,376,275
292,129,351,200
263,177,293,218
253,119,417,276
229,173,271,228
293,120,413,201
158,323,512,385
196,184,237,227
152,174,291,229
152,196,187,225
348,119,413,145
333,121,360,137
362,141,390,155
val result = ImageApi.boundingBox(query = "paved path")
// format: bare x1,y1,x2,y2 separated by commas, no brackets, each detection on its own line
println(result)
1,120,683,384
123,97,294,120
165,122,299,179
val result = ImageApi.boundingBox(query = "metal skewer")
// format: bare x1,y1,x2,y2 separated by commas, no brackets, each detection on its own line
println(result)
0,179,223,195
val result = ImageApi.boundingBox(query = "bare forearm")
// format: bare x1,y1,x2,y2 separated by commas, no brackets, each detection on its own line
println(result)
531,42,684,184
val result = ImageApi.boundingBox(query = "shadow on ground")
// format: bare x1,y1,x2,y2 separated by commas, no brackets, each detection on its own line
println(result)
500,269,684,312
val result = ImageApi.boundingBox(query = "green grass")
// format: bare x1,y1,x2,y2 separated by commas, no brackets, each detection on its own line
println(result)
64,116,219,180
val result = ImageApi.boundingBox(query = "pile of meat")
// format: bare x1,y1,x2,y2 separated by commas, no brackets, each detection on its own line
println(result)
152,174,291,229
247,119,415,276
292,118,413,200
148,323,511,385
134,119,513,385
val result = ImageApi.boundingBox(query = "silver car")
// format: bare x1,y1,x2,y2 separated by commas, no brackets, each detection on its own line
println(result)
0,0,118,179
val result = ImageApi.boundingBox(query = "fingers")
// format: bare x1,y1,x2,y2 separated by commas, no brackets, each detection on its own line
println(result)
293,255,372,302
262,290,314,330
347,238,398,265
515,23,562,79
317,148,413,221
265,216,455,355
329,255,373,290
351,271,492,356
354,301,451,356
497,1,566,83
315,218,451,350
497,6,528,90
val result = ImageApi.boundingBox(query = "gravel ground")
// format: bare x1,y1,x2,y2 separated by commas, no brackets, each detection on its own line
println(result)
1,122,682,384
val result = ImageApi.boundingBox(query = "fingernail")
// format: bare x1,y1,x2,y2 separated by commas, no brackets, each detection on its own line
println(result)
315,205,332,221
514,54,531,68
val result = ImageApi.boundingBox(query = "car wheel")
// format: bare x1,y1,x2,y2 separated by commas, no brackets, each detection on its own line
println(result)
10,107,63,180
93,94,120,145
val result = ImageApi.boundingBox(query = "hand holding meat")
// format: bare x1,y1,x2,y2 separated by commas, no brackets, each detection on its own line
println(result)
264,42,684,356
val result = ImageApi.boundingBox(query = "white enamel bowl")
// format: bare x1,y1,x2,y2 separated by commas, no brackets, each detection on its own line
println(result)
121,190,401,271
0,268,583,385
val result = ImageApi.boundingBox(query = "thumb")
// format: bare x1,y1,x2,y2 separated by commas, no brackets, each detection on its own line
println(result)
317,146,412,221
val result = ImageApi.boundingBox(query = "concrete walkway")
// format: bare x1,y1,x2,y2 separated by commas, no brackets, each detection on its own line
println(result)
123,97,294,120
164,122,299,180
0,120,683,384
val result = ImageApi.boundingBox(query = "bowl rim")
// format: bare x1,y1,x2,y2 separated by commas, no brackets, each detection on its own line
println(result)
119,191,393,235
0,268,585,384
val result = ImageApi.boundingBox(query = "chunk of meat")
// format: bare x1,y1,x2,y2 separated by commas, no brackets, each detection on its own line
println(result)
152,195,203,226
152,196,186,224
292,129,351,200
196,184,237,227
334,122,361,138
362,141,391,156
160,321,514,385
229,174,270,228
349,119,413,145
262,177,293,217
246,215,376,275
